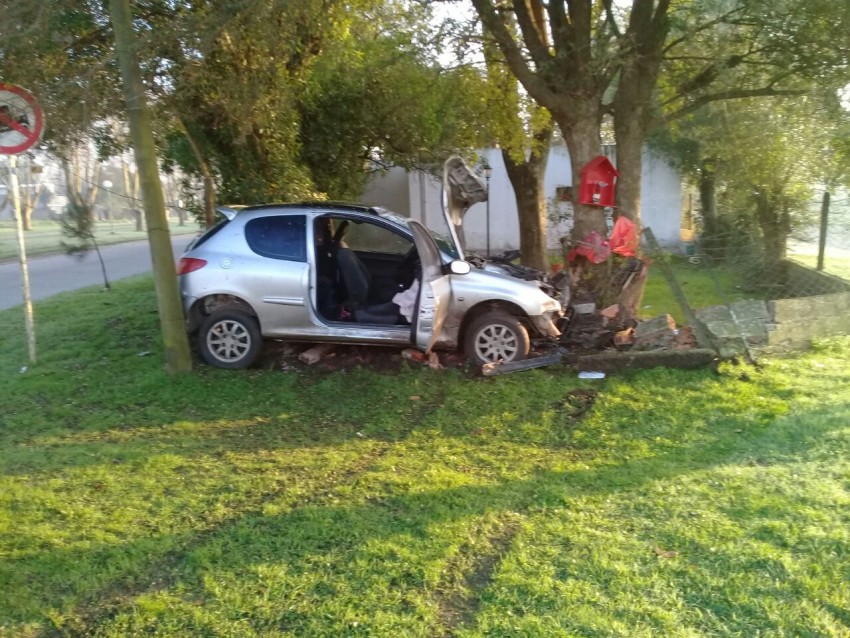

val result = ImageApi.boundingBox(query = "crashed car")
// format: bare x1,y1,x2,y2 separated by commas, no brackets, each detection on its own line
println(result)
178,162,567,369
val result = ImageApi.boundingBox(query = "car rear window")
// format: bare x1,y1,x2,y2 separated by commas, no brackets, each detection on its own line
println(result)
245,215,306,261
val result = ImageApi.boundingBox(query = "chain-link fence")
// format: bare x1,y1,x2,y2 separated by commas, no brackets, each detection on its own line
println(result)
681,230,850,301
643,224,850,360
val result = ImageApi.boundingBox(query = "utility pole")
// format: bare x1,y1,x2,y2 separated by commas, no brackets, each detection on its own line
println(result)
10,155,36,363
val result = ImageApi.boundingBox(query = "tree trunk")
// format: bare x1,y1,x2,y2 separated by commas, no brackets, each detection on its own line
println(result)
756,193,788,262
697,160,725,258
612,112,642,223
109,0,192,373
553,112,607,242
22,203,32,231
501,126,553,272
179,118,217,228
698,162,718,236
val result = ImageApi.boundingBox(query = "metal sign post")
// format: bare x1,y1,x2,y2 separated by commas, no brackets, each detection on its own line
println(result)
9,154,36,363
1,83,45,365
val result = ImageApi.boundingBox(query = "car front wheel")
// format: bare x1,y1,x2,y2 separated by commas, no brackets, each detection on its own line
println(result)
464,311,530,366
198,310,262,369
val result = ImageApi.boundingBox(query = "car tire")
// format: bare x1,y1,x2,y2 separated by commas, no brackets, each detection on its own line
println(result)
198,310,262,369
464,311,530,366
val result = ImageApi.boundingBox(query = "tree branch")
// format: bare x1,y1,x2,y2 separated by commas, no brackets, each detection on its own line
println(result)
663,7,744,55
665,87,808,122
601,0,622,38
512,0,551,70
470,0,560,107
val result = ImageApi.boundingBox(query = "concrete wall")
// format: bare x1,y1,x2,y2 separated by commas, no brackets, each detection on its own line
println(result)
360,167,411,216
363,145,684,254
696,262,850,357
766,292,850,352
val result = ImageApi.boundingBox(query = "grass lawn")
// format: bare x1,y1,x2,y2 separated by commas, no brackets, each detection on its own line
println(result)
0,220,201,262
1,277,849,637
788,252,850,282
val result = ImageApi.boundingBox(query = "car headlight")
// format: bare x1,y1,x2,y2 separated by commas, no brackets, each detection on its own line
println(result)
540,299,560,313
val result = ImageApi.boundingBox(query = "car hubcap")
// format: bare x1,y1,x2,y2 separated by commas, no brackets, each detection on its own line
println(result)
207,319,251,363
474,324,518,362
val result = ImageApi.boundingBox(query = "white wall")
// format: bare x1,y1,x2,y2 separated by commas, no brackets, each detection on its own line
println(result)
363,145,684,253
360,167,411,215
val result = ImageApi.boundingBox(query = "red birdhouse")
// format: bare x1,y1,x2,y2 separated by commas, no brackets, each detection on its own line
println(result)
578,155,619,207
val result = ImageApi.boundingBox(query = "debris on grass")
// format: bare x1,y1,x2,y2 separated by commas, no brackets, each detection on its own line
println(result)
578,370,606,379
298,343,336,365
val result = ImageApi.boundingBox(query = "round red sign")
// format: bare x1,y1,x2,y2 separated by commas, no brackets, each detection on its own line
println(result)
0,83,45,155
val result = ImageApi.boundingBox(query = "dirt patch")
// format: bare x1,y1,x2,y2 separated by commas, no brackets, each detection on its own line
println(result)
258,341,558,375
559,388,598,421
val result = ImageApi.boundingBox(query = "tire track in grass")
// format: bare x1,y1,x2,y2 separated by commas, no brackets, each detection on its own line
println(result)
433,513,523,637
37,446,386,637
40,389,448,638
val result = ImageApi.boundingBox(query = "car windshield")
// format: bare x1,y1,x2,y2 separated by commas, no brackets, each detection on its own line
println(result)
377,210,460,261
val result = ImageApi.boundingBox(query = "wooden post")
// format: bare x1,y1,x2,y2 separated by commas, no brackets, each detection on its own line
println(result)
817,191,829,271
643,227,714,351
9,154,36,363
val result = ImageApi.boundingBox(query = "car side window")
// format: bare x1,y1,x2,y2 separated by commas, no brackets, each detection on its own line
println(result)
245,215,306,261
343,220,411,255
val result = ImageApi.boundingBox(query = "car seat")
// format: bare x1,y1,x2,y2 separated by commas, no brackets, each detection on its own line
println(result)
336,247,400,324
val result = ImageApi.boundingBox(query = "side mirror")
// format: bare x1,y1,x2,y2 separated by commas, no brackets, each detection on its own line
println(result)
448,260,471,275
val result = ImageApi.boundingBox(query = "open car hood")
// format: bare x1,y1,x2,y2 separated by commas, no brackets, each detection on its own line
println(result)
441,156,488,260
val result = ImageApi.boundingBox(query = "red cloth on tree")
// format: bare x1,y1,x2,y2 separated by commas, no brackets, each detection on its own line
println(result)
609,216,639,257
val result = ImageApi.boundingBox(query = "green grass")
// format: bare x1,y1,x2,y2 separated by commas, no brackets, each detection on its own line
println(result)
639,256,753,324
0,220,201,262
788,252,850,282
2,277,850,637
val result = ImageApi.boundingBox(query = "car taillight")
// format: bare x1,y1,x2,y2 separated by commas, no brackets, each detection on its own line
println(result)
177,257,207,275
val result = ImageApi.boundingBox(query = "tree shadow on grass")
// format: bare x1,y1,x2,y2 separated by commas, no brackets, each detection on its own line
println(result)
4,401,847,636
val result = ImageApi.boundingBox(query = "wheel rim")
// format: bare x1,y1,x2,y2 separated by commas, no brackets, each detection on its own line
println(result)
473,324,519,363
206,319,252,364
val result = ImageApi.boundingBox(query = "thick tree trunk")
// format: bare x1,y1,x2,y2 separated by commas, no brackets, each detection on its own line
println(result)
612,0,669,228
553,112,607,242
755,193,789,262
501,126,552,272
612,113,642,223
109,0,192,373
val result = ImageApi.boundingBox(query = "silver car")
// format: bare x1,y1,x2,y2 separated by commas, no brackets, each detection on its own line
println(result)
178,202,566,368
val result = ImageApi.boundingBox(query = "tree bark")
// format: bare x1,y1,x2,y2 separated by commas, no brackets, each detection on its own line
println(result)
697,159,727,258
755,192,789,262
179,117,217,228
109,0,193,373
501,125,553,272
552,111,608,242
612,0,670,226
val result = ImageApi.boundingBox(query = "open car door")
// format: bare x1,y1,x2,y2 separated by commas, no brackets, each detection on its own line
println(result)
409,220,451,354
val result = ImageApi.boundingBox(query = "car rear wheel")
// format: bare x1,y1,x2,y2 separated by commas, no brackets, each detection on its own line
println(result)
198,310,262,369
464,311,530,366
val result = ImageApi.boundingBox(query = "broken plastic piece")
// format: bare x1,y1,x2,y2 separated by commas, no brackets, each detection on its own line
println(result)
566,230,611,264
578,371,606,379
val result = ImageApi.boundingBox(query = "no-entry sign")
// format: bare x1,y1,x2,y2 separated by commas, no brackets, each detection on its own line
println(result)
0,83,44,155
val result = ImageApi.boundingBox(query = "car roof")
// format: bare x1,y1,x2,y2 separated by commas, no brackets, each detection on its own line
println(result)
233,202,386,217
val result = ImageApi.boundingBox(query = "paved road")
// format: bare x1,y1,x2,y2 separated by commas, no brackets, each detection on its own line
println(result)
0,235,197,311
